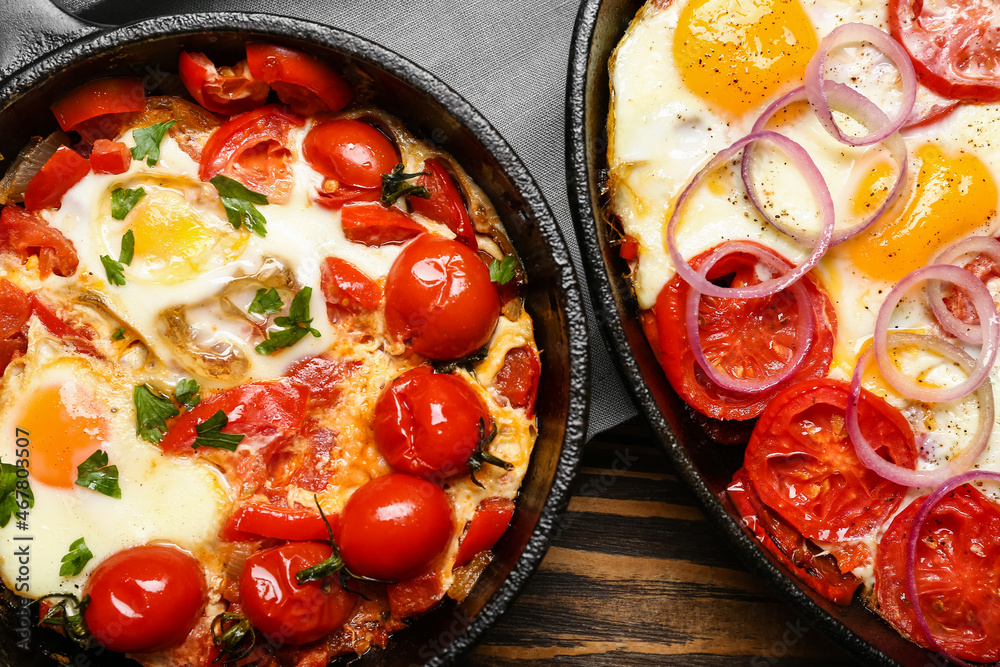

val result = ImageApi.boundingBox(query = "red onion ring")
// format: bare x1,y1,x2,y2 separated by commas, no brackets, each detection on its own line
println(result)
684,241,815,393
926,236,1000,344
804,23,916,147
745,82,908,246
874,265,999,402
847,333,993,487
667,131,834,299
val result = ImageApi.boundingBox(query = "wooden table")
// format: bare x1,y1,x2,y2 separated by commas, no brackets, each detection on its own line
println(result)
468,417,859,666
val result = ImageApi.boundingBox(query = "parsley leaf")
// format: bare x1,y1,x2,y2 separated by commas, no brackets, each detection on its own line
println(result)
489,256,516,285
111,187,146,220
0,460,33,528
174,378,201,410
248,287,283,316
75,450,121,499
192,410,245,452
133,384,180,444
119,229,135,266
59,538,93,577
255,287,321,355
111,327,125,341
130,120,177,166
210,175,269,237
380,163,430,206
100,255,126,286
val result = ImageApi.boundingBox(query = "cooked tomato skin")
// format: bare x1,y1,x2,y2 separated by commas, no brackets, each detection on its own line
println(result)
455,497,515,566
83,545,206,653
245,43,352,115
649,243,836,420
303,119,397,190
876,485,1000,661
89,139,131,174
409,158,476,249
178,51,269,115
320,256,383,317
341,201,425,246
338,473,453,581
50,77,146,133
494,346,541,417
283,354,360,407
239,541,358,645
384,233,500,360
220,504,334,542
373,366,492,479
23,147,90,211
0,205,79,278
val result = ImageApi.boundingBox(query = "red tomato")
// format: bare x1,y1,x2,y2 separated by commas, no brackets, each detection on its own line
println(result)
178,52,269,115
373,366,492,479
283,354,361,406
619,235,639,261
649,242,836,420
384,233,500,360
49,77,145,133
239,541,357,645
160,381,309,452
220,504,333,542
0,205,79,278
28,294,95,347
89,139,131,175
320,256,383,320
744,379,915,542
409,158,476,249
199,105,304,201
341,201,425,246
0,279,31,340
877,485,1000,661
83,545,206,653
386,570,447,618
303,119,397,190
314,183,381,209
338,473,453,581
245,43,352,115
455,497,515,566
493,346,541,418
23,147,90,211
890,0,1000,101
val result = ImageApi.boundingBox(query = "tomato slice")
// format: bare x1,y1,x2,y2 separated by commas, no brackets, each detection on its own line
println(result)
649,242,836,420
744,378,915,542
282,354,360,407
178,51,269,115
219,503,333,542
890,0,1000,101
455,496,516,566
341,201,425,246
320,256,383,319
493,346,541,418
23,147,90,211
245,43,352,115
303,119,397,190
0,205,79,278
89,139,131,175
409,158,476,249
315,183,381,209
619,235,639,261
387,570,447,617
0,280,30,340
877,485,1000,662
50,77,146,134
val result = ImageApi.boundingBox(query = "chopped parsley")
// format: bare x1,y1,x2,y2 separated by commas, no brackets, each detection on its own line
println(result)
174,378,201,410
100,230,135,287
111,327,125,341
381,163,430,206
0,460,33,528
248,287,283,316
133,384,180,444
130,120,177,166
192,410,244,452
255,287,321,355
59,538,93,577
111,187,146,220
211,175,268,237
75,450,121,499
489,256,516,285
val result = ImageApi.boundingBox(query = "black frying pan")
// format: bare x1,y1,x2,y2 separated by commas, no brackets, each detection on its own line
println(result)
0,4,590,665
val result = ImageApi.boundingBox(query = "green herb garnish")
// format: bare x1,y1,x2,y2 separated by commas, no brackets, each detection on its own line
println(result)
489,256,516,285
192,410,244,452
174,378,201,410
59,538,93,577
111,187,145,220
111,327,125,341
100,230,135,286
248,287,283,316
37,594,91,647
75,450,121,499
0,460,33,528
211,612,256,664
380,163,430,206
133,384,180,444
255,287,321,355
468,419,513,488
130,120,177,166
211,175,269,237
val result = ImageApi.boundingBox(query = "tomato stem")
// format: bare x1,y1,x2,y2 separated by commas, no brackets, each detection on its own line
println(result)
36,593,91,647
381,163,429,206
210,612,255,664
469,419,513,488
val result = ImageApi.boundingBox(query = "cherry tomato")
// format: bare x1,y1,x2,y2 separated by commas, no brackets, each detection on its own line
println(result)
877,485,1000,661
314,183,381,209
178,51,269,115
49,77,145,134
373,366,492,479
220,504,333,542
494,346,541,418
320,256,383,319
283,354,361,406
23,147,90,211
386,570,447,618
83,544,206,653
0,205,79,278
245,43,352,115
455,497,516,566
384,233,500,360
648,242,836,420
338,473,453,581
239,541,357,645
744,379,915,542
341,201,425,246
409,158,476,249
89,139,131,175
890,0,1000,101
303,119,397,190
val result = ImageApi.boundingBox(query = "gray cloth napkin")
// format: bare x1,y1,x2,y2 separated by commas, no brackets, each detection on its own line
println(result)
31,0,641,439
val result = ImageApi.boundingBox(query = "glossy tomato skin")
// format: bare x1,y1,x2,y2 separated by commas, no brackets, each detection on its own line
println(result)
49,77,145,133
494,346,541,418
220,504,333,542
23,147,91,211
178,51,269,115
338,473,453,581
89,139,131,175
245,43,352,115
83,545,206,653
239,541,358,645
454,497,516,566
373,366,492,479
341,201,425,246
409,158,476,249
320,256,383,318
303,120,397,190
384,233,500,360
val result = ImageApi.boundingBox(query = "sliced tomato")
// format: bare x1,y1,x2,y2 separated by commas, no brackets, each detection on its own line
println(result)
50,77,146,135
0,280,31,340
890,0,1000,101
387,570,447,618
409,158,476,249
0,205,79,278
341,201,425,246
303,119,397,190
493,346,541,418
455,497,515,566
283,354,360,407
178,51,269,115
219,503,333,542
619,235,639,261
160,381,309,452
320,256,383,319
315,183,381,209
877,485,1000,662
649,242,836,420
89,139,131,175
23,147,90,211
245,43,352,115
744,378,915,542
942,248,1000,325
199,105,304,202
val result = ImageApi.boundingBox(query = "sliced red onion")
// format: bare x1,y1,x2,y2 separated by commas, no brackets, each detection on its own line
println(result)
684,241,815,393
906,470,1000,666
745,82,907,246
926,236,1000,344
847,333,993,487
667,131,834,299
804,23,917,147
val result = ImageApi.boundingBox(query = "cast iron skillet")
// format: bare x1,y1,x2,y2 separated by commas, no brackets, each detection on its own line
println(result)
566,1,950,665
0,4,590,666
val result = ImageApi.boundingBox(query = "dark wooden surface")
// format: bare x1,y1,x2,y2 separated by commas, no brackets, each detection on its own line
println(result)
466,417,859,666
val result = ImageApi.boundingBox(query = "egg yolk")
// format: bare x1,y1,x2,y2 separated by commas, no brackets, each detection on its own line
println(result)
128,190,216,279
673,0,818,118
843,144,998,282
19,384,107,488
